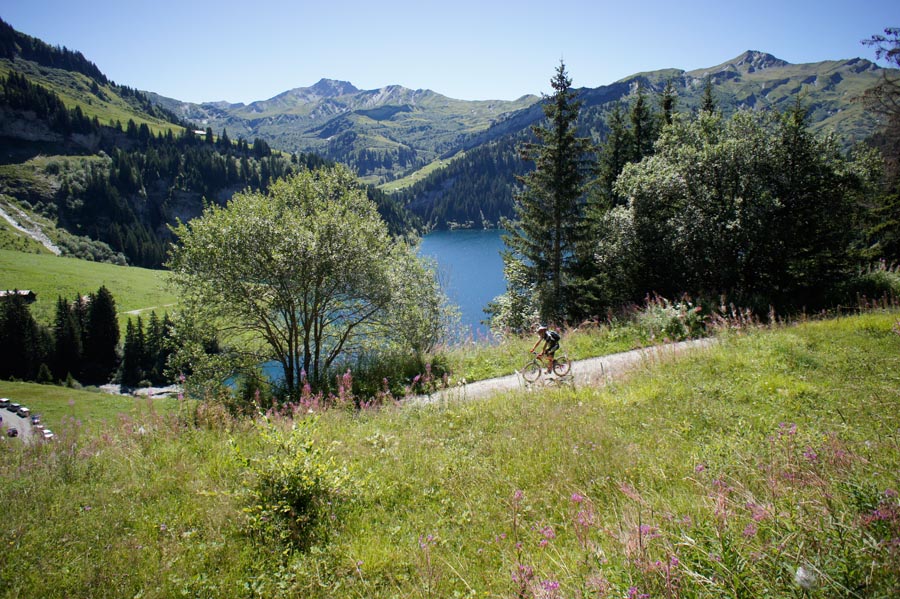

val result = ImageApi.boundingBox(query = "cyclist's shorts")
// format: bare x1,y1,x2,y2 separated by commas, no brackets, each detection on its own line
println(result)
546,342,560,355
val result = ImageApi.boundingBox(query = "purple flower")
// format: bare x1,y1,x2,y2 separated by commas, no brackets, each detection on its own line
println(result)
541,579,560,592
695,463,706,473
513,489,524,501
803,447,818,462
743,523,758,537
571,492,584,503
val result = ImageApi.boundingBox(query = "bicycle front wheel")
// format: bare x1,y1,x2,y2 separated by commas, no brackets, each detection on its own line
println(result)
522,359,543,383
552,355,571,377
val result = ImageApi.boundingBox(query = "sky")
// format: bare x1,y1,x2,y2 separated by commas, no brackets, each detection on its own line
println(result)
2,0,898,104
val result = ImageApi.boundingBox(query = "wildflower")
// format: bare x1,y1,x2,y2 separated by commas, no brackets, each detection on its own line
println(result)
571,492,584,503
803,447,818,462
694,463,706,473
541,579,560,594
743,523,757,537
513,489,524,502
885,488,898,498
794,565,818,590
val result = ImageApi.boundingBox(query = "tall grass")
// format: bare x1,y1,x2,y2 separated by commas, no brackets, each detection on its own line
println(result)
1,311,897,597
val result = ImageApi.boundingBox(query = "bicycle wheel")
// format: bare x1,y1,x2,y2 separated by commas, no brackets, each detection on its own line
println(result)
552,355,571,377
522,359,543,383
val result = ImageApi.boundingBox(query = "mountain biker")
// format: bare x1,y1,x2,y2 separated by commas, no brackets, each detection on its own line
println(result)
531,325,561,373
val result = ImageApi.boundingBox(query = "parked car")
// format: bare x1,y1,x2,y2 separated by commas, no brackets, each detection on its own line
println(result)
30,414,40,425
0,398,9,409
17,407,30,419
6,427,18,438
41,429,54,441
8,403,20,412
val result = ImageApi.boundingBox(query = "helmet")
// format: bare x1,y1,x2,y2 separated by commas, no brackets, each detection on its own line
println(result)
536,324,548,333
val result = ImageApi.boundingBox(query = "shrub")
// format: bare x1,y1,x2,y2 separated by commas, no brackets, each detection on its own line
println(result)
632,294,706,341
241,418,352,555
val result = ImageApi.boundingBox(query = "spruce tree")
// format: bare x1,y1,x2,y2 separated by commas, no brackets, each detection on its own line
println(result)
502,60,595,323
52,296,82,381
82,285,119,384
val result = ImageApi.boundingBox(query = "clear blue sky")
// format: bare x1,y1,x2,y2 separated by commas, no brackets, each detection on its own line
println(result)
2,0,898,104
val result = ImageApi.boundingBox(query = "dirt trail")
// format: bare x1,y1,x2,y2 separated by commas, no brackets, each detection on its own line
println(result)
408,338,715,406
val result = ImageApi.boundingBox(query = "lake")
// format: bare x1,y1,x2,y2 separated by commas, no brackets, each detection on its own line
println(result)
418,229,506,340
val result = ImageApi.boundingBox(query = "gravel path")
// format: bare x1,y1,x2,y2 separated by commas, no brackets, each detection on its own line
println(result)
0,201,62,255
407,338,715,406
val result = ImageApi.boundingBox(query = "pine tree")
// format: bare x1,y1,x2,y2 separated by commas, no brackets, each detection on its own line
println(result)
629,84,655,161
52,296,82,381
597,102,631,207
82,285,120,384
660,79,677,126
701,76,716,113
120,317,145,387
502,60,596,323
0,292,50,380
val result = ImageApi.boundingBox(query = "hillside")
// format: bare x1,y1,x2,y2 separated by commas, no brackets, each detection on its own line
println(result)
1,312,897,597
394,50,892,229
0,248,174,326
150,79,540,185
0,19,419,268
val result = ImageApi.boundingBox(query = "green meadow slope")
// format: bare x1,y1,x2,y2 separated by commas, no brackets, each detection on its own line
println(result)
1,311,897,598
0,248,173,325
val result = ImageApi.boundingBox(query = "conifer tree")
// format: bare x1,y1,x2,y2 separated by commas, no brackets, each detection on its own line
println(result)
629,83,655,161
701,76,716,113
660,79,677,126
501,60,595,323
52,296,82,381
82,285,119,383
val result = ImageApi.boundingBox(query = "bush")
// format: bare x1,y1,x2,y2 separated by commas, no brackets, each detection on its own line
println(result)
632,295,706,341
841,261,900,305
241,419,351,554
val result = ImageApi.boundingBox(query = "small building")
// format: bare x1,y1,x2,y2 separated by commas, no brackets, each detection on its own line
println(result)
0,290,36,303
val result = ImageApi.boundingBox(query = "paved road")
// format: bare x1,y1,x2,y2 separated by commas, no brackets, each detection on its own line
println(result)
408,338,715,406
1,406,34,443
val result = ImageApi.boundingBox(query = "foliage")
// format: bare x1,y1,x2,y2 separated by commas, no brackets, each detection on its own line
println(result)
241,418,352,554
169,164,451,398
0,290,52,380
0,248,174,327
119,311,174,387
604,106,878,313
0,312,897,598
501,61,596,323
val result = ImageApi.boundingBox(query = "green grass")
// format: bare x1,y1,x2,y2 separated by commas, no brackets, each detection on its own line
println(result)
0,248,175,325
378,151,465,193
0,380,179,435
1,311,898,598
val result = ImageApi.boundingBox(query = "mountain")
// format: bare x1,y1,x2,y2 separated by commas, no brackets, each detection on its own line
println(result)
149,80,540,184
0,19,417,269
392,50,892,229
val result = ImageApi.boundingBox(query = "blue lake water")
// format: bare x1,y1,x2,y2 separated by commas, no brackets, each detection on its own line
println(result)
418,228,506,340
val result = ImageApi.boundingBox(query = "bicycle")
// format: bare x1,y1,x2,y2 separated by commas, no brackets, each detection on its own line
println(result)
521,351,571,383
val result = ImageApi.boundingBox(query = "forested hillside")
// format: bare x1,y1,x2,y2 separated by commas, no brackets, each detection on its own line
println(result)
395,51,892,229
0,19,418,268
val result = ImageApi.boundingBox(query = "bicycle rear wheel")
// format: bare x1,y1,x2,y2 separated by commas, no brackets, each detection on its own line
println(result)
522,359,543,383
552,355,571,377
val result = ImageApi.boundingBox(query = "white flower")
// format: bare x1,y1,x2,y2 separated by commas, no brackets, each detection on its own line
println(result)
794,566,818,590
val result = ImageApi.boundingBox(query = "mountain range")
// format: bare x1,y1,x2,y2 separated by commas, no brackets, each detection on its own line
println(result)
0,16,896,254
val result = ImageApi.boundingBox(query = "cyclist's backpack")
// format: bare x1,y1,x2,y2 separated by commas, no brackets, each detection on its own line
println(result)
546,330,561,342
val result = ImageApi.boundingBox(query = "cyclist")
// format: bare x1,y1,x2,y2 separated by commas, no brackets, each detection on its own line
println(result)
530,325,561,373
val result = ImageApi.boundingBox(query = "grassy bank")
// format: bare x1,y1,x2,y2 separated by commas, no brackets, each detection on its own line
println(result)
1,311,898,598
0,248,174,325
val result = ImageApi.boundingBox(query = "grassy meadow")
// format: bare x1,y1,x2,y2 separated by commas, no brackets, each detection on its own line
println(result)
0,248,174,325
1,310,897,598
